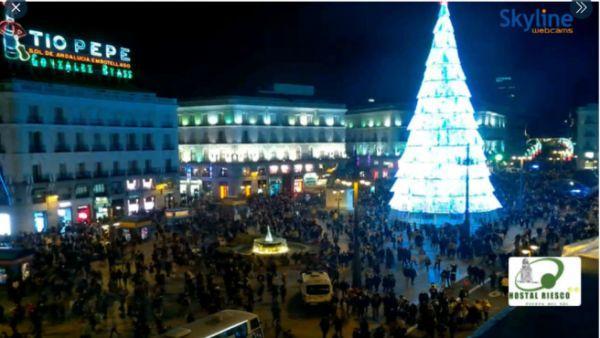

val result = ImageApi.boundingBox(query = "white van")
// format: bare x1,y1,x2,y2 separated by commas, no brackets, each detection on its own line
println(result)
162,310,263,338
300,271,333,305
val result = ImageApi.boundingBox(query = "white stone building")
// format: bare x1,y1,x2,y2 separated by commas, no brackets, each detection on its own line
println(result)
345,104,507,179
178,95,346,198
0,79,179,234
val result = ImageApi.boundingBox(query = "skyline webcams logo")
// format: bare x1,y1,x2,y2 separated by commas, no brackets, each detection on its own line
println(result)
500,8,574,34
508,257,581,306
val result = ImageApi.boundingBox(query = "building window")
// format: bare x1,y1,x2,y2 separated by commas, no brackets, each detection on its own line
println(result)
75,133,88,152
163,134,173,150
29,131,45,153
28,105,42,123
128,160,139,174
112,161,120,175
31,164,43,182
56,132,67,151
31,188,45,204
143,133,154,150
54,107,66,124
93,183,106,194
217,130,227,143
95,162,104,176
110,133,121,151
59,163,67,175
127,133,138,151
75,185,89,198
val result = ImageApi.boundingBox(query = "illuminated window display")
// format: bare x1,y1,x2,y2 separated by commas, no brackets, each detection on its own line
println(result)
33,211,47,233
76,205,91,224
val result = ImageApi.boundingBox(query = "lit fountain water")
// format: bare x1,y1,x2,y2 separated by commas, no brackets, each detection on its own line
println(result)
252,226,289,255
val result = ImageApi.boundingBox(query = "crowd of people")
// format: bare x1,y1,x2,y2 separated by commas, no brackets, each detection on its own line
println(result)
0,167,595,337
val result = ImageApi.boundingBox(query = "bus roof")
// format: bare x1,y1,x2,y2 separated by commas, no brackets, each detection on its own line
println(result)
163,310,258,338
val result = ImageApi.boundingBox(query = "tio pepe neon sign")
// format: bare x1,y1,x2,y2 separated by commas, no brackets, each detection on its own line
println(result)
28,30,130,62
2,22,134,80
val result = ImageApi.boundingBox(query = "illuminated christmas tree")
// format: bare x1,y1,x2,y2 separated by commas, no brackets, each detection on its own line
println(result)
389,2,502,227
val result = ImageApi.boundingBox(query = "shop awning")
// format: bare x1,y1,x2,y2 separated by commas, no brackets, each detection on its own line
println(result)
117,216,153,229
165,208,192,219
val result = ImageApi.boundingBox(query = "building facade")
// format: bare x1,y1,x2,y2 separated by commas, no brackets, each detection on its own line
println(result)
575,103,599,170
178,96,346,198
345,104,507,179
0,79,179,234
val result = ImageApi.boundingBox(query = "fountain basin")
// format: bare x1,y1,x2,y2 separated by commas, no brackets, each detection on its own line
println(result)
252,237,289,255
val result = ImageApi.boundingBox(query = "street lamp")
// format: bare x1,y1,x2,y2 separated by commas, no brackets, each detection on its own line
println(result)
457,144,472,240
351,180,362,288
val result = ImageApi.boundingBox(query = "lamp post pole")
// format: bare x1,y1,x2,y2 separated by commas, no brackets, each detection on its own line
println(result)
463,144,471,240
351,181,362,288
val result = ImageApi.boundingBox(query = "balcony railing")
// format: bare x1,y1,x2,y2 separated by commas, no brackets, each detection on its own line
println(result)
55,144,71,152
54,117,68,124
74,144,89,152
29,145,46,153
76,171,92,179
110,143,123,151
32,174,50,183
94,170,109,178
128,168,141,175
144,167,160,175
27,116,43,124
56,173,74,181
163,144,175,150
142,144,155,151
126,144,140,151
165,166,179,174
92,144,107,152
107,120,121,126
111,169,126,177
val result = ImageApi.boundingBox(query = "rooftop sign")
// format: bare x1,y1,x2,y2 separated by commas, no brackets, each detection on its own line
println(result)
1,20,133,80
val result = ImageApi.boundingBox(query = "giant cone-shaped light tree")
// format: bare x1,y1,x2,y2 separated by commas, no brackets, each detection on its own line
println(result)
389,2,502,226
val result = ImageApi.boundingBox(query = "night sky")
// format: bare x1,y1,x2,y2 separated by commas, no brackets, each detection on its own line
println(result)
8,1,600,134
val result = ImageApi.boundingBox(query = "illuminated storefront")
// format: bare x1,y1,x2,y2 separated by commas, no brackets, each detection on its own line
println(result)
0,214,11,236
32,211,47,233
143,196,155,211
94,197,110,220
57,201,72,226
127,198,140,215
76,205,91,224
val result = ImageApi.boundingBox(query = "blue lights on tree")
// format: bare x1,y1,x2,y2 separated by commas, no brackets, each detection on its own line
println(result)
389,2,502,224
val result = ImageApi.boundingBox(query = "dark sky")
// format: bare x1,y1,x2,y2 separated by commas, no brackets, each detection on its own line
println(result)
10,1,600,134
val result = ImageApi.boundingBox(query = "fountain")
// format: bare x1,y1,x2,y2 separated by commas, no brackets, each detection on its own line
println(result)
252,226,289,255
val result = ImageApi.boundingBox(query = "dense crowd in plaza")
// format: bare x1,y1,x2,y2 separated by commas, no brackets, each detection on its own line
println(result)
0,168,596,337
